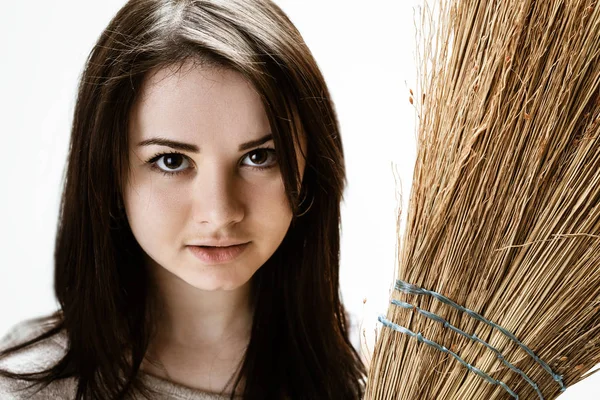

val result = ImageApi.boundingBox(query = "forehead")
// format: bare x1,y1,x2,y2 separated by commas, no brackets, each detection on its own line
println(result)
140,61,260,102
128,62,270,142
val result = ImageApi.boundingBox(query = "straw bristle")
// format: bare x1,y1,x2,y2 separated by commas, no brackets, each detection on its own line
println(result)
366,0,600,399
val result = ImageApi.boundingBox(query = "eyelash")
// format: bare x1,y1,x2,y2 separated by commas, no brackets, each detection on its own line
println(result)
145,146,278,177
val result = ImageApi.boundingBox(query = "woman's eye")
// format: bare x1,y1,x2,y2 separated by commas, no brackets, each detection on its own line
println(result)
149,153,190,176
242,148,278,170
159,154,187,169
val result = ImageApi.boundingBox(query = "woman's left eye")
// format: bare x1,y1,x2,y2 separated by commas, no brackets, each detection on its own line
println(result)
242,148,278,170
146,147,278,177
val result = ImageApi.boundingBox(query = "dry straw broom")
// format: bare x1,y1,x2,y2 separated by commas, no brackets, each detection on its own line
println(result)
364,0,600,399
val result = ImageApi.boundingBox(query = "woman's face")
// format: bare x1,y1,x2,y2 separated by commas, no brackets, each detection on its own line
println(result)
123,62,306,291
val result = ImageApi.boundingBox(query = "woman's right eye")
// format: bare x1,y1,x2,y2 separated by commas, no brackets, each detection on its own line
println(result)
146,152,191,177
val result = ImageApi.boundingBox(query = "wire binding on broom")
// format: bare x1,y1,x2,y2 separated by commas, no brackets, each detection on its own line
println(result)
394,280,566,392
390,299,544,399
377,314,520,400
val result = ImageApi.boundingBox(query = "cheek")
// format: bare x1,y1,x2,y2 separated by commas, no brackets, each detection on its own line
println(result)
253,177,291,212
123,177,186,250
250,177,294,241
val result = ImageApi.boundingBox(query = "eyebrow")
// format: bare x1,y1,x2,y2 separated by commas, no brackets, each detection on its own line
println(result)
137,133,274,152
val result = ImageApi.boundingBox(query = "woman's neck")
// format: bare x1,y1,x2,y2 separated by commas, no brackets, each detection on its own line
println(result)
140,262,254,394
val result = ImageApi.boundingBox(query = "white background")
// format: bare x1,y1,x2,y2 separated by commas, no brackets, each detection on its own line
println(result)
0,1,597,398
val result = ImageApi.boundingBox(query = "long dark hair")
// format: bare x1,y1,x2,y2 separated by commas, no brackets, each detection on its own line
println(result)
0,0,366,398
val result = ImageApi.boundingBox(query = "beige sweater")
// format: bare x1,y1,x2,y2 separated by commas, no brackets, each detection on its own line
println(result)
0,318,240,399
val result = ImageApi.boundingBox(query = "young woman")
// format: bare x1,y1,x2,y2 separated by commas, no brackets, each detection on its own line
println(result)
0,0,366,399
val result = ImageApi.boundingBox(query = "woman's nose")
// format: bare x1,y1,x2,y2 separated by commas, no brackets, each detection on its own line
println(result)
190,164,245,227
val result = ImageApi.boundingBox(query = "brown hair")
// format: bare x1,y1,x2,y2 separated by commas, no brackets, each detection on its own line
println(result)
0,0,366,398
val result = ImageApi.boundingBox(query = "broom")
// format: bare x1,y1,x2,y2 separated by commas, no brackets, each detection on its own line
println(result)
363,0,600,399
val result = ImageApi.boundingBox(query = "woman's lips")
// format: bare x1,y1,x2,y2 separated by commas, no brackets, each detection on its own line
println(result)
187,243,249,264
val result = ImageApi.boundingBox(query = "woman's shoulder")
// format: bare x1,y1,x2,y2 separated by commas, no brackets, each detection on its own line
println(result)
0,314,67,368
0,314,75,399
0,317,237,399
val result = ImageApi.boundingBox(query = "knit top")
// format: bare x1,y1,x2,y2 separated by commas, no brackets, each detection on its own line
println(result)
0,318,241,399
